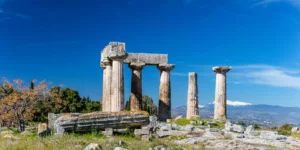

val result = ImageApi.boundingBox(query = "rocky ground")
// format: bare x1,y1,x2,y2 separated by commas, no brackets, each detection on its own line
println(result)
1,117,300,150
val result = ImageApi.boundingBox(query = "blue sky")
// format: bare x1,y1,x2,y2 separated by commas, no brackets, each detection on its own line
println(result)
0,0,299,107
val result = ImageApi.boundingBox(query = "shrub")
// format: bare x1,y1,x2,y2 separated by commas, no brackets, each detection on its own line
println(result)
174,118,191,126
277,124,292,136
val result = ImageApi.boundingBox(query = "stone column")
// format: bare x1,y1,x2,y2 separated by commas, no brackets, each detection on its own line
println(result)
186,72,199,119
101,60,112,112
158,64,175,121
213,66,231,122
111,59,125,112
129,63,146,111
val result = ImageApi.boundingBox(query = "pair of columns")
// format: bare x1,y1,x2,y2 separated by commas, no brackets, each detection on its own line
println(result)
101,60,175,121
186,67,231,122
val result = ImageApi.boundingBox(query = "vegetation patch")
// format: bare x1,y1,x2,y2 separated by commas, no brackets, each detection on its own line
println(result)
277,124,292,136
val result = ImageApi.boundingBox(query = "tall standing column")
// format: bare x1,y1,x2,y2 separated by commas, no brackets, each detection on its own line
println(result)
186,72,199,119
213,66,231,122
158,64,175,121
101,60,112,112
111,59,125,112
129,63,146,111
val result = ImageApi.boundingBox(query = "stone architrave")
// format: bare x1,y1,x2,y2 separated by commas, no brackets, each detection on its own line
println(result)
186,72,199,119
157,64,175,121
213,66,231,122
101,60,112,112
129,63,146,111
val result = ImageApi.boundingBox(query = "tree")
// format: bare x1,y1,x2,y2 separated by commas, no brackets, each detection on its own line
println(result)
125,95,157,115
0,78,53,131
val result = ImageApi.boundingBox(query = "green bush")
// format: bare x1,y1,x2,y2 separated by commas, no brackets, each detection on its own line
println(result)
174,118,191,126
277,124,292,136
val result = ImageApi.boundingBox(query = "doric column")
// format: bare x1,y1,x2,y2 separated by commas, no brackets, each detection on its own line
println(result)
129,63,146,111
157,64,175,121
186,72,199,119
213,66,231,122
101,60,112,112
111,59,125,112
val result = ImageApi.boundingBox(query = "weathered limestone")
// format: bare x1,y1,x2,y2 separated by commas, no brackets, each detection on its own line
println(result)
158,64,175,121
38,123,50,137
129,63,146,111
101,60,112,112
54,111,149,135
111,59,125,112
213,66,231,122
123,53,168,65
186,72,199,119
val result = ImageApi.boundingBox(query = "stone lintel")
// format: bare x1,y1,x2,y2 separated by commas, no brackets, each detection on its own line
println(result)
158,64,175,71
123,53,168,65
129,62,146,70
213,66,231,74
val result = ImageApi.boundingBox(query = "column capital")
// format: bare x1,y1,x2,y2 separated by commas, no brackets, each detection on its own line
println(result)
213,66,231,74
100,61,112,69
129,63,146,71
158,64,175,71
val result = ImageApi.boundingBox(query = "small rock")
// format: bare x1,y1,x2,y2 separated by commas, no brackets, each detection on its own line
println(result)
232,124,245,133
119,140,125,145
159,123,172,131
102,128,113,136
260,131,287,140
190,120,197,124
154,145,167,150
84,143,102,150
206,128,221,133
225,121,232,131
292,127,300,133
38,123,50,137
114,147,127,150
184,125,194,131
244,125,260,136
0,130,14,135
166,119,171,123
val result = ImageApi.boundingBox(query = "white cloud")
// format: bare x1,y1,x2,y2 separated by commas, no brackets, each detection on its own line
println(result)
233,64,300,89
198,105,205,108
212,100,252,106
227,100,252,106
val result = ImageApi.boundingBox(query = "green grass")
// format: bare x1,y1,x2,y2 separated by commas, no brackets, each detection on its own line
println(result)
169,117,225,129
0,132,196,150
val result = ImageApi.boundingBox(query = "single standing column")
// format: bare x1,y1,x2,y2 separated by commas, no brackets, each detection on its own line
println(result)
158,64,175,121
213,66,231,122
186,72,199,119
111,59,125,112
129,63,146,111
101,60,112,112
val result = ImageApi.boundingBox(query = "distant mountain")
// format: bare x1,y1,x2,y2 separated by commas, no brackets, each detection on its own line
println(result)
172,104,300,127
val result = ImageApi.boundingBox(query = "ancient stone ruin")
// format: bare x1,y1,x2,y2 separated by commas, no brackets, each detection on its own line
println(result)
186,72,199,119
100,42,175,121
213,66,231,122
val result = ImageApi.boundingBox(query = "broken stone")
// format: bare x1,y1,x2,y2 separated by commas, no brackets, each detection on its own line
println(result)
259,131,287,140
154,145,167,150
114,147,127,150
292,127,300,133
38,123,50,137
244,125,260,136
84,143,102,150
54,111,149,135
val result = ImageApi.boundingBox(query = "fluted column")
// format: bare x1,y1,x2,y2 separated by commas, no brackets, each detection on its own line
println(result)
213,66,231,122
101,60,112,112
111,59,125,112
158,64,175,121
129,63,146,111
186,72,199,119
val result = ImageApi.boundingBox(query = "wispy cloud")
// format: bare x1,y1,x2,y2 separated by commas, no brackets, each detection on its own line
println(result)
254,0,300,7
0,0,31,20
233,64,300,89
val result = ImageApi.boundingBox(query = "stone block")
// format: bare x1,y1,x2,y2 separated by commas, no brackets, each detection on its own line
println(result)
292,127,300,133
38,123,50,137
123,53,168,65
260,131,287,140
